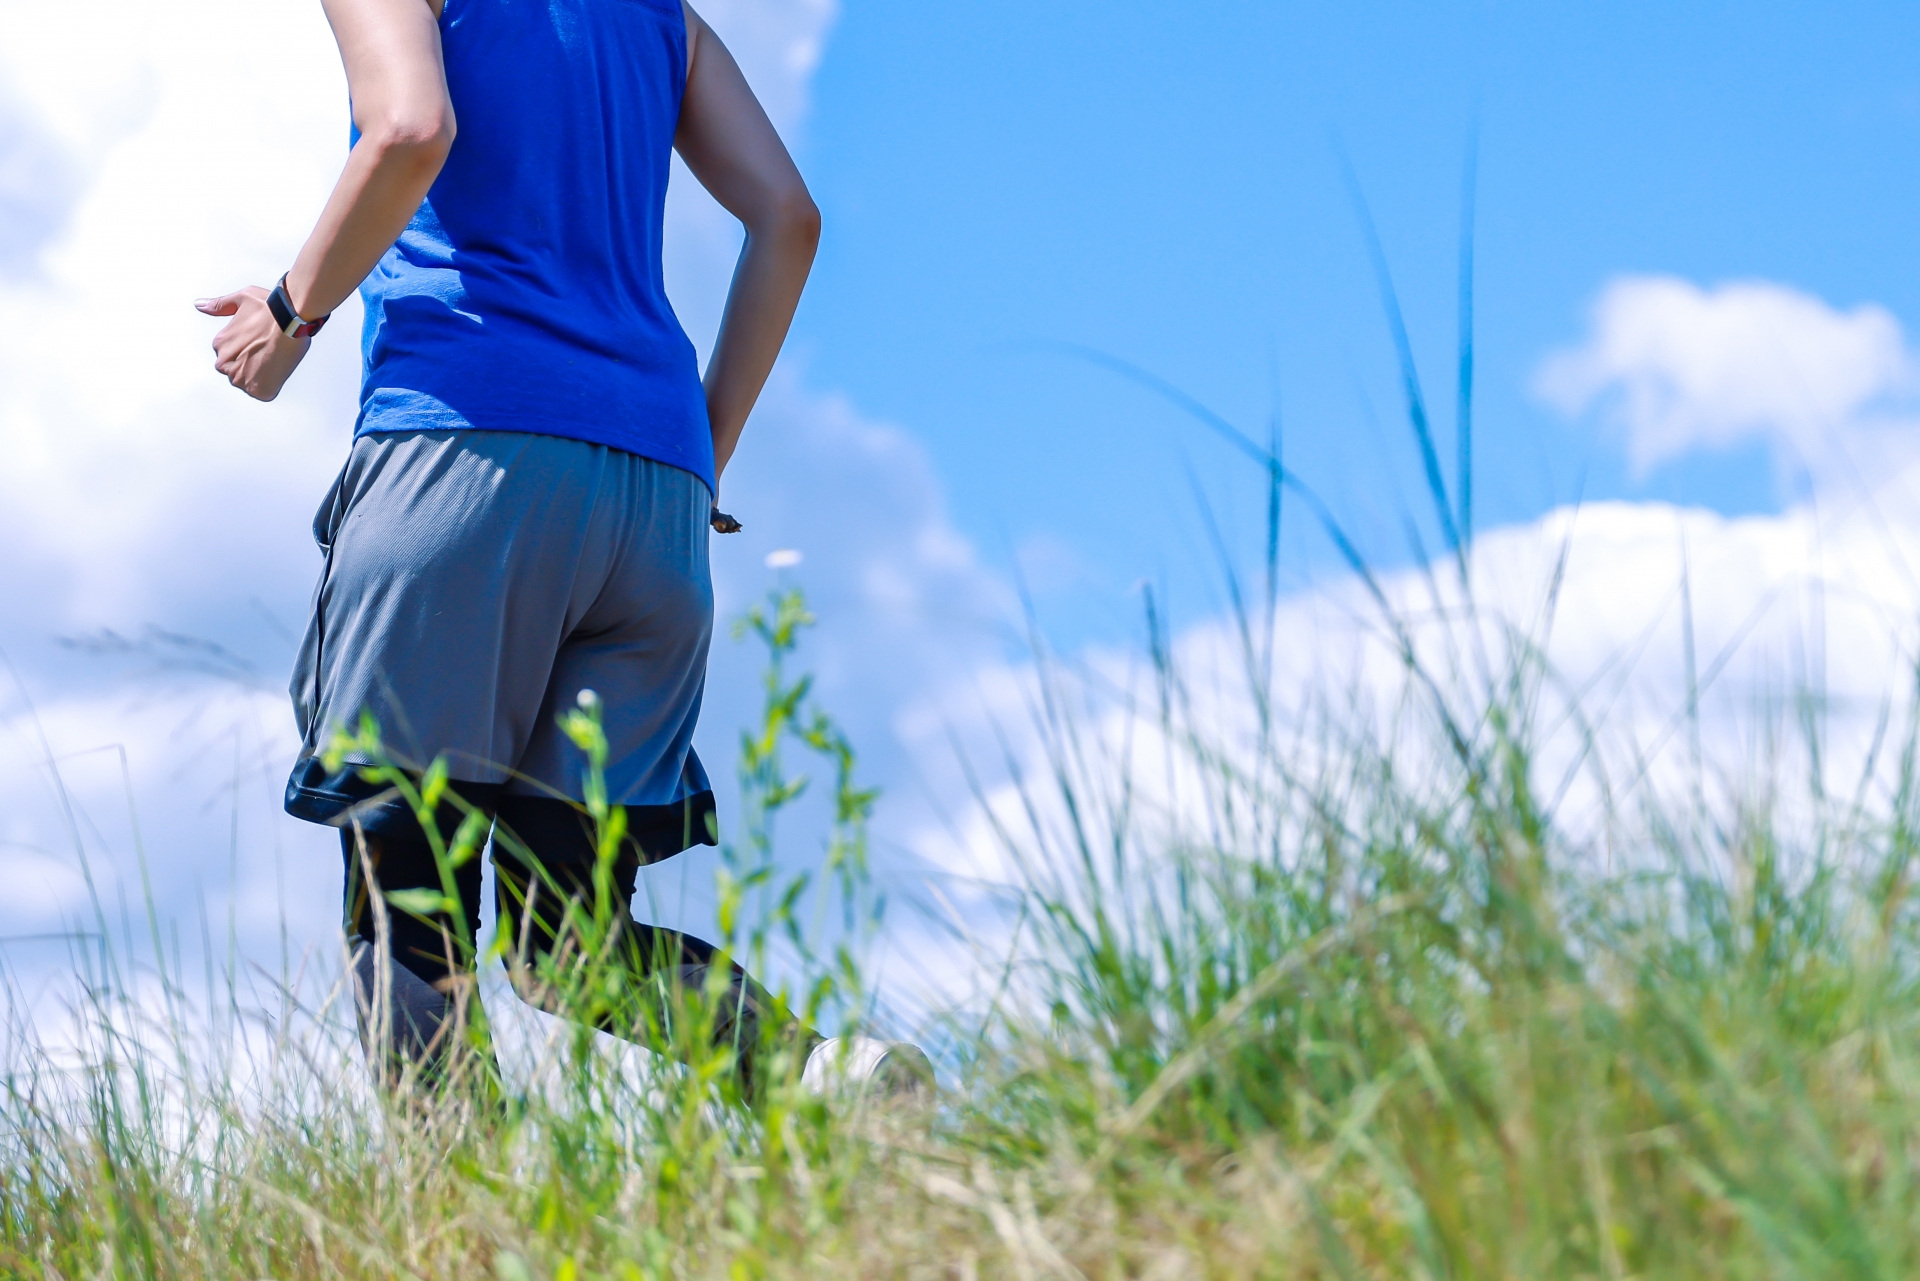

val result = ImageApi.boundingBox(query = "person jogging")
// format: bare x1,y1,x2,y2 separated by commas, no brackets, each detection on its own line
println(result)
198,0,926,1098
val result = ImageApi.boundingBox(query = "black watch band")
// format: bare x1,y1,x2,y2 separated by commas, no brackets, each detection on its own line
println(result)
267,274,330,339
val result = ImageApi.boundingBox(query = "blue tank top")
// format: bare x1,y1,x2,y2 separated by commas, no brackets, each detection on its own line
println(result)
354,0,713,494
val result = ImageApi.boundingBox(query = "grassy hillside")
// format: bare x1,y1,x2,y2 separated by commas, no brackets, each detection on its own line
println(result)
6,571,1920,1281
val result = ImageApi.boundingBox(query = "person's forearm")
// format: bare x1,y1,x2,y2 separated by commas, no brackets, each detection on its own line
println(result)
704,201,820,481
283,122,453,321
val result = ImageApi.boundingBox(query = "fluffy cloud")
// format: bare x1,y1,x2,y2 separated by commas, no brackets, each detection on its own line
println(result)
906,497,1920,1021
911,278,1920,944
1535,276,1919,480
0,87,83,280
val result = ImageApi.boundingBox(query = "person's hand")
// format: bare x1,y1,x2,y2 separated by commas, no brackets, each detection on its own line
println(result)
196,287,310,402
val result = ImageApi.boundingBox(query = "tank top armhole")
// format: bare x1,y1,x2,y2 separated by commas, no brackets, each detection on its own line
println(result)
679,0,695,84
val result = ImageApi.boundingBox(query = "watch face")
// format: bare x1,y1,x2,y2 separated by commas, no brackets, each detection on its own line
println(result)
268,278,327,339
267,281,299,335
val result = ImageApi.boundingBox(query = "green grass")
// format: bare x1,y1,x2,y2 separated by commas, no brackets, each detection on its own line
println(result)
7,562,1920,1281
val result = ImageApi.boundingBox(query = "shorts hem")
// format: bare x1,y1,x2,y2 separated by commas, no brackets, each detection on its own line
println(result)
284,756,719,861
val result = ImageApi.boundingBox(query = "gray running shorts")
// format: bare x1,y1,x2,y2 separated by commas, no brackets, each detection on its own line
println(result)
284,429,717,854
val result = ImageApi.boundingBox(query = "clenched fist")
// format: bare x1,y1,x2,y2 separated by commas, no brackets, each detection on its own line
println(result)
196,287,310,402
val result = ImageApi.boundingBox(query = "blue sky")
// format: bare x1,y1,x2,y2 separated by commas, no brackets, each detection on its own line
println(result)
784,0,1920,643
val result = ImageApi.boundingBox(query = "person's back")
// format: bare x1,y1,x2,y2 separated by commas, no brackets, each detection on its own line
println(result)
196,0,930,1103
362,0,713,487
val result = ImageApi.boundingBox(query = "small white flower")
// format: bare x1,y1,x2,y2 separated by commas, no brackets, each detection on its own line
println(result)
765,549,803,570
576,688,601,709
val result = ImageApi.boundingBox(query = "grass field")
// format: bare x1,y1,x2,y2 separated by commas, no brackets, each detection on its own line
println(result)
6,554,1920,1281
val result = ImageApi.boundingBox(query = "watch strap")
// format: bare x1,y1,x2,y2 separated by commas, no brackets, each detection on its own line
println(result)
267,275,329,340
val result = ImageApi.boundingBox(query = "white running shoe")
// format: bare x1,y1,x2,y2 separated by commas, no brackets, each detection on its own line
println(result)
802,1035,935,1101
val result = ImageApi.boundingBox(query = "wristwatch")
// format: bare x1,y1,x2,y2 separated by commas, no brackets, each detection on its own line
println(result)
266,274,330,339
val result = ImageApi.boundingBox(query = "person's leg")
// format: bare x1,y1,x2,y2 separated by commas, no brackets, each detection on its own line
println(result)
341,826,488,1082
284,430,623,1082
490,796,811,1094
491,451,812,1088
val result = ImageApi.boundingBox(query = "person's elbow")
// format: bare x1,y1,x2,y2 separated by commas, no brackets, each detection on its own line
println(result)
360,102,457,174
784,186,822,250
757,183,820,256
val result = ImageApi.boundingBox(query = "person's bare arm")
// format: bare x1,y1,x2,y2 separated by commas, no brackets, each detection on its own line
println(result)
197,0,454,402
676,3,822,486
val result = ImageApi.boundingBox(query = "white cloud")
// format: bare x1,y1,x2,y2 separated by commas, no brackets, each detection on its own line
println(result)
910,278,1920,931
0,680,336,1055
911,485,1920,933
0,86,83,280
1535,276,1919,481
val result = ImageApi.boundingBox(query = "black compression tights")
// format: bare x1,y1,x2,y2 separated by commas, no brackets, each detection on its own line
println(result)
340,817,797,1071
339,828,730,987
